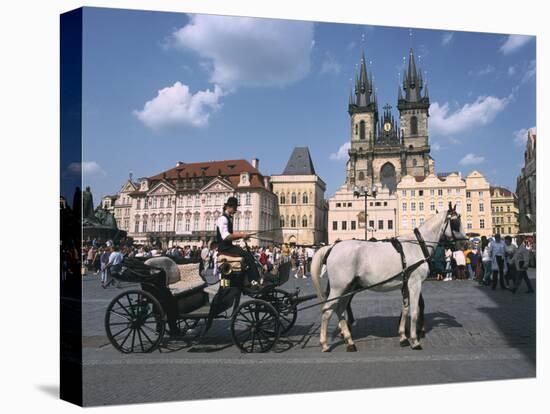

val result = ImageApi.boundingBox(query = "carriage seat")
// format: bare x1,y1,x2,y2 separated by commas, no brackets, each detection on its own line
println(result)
144,257,205,295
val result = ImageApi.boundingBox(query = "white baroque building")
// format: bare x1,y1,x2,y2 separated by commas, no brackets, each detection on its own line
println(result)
105,159,279,247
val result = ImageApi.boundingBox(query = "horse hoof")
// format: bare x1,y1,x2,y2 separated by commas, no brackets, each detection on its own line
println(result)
411,342,423,350
321,346,331,353
399,339,410,347
346,344,357,352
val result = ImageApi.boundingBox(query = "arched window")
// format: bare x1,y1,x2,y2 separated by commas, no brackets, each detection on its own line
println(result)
291,193,297,204
280,215,285,227
380,162,397,194
302,215,308,227
358,171,365,180
280,193,286,204
142,215,148,232
302,193,308,204
359,120,366,140
410,116,418,135
291,215,296,227
355,124,358,135
151,215,157,232
134,216,140,233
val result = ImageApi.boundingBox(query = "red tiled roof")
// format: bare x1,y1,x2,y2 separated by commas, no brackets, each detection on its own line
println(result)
147,159,267,190
490,186,515,197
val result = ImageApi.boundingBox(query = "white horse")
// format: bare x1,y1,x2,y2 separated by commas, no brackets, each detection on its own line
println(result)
310,204,465,352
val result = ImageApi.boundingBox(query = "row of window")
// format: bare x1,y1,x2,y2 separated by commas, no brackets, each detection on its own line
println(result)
280,215,311,228
493,216,512,224
134,192,253,210
278,192,310,205
492,205,512,213
494,227,514,235
400,189,486,197
332,220,394,231
133,215,253,233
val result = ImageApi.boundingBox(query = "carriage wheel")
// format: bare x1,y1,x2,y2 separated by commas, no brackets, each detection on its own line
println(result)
263,289,298,334
231,299,280,353
105,289,166,353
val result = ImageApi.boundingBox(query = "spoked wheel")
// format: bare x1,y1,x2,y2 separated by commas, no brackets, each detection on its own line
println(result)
105,289,166,353
262,288,297,334
231,299,280,353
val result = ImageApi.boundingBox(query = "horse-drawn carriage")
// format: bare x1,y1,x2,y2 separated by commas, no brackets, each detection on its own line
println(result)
104,249,301,353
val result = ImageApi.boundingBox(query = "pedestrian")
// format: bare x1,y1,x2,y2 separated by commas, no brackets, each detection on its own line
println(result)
104,245,124,288
297,247,307,279
480,236,492,286
444,245,453,281
433,243,446,280
463,243,473,280
489,234,507,290
510,235,534,294
100,246,111,287
504,236,517,286
453,248,466,280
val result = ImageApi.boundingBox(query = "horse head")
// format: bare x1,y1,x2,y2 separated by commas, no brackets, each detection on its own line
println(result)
442,202,467,248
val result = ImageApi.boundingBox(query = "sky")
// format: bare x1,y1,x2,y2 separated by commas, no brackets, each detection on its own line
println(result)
66,7,536,206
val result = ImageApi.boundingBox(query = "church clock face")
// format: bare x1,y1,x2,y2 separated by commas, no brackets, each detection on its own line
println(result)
383,122,392,132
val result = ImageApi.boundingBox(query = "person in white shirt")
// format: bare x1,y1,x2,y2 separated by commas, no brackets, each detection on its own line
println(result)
444,246,453,281
511,236,534,294
489,234,507,290
215,197,260,284
104,245,124,288
453,249,466,280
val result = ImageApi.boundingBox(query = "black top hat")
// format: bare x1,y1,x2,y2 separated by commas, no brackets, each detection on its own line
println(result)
224,196,239,207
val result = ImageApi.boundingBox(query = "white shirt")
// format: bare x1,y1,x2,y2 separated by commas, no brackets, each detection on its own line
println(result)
453,250,465,266
513,244,530,271
108,251,124,267
489,240,505,257
216,215,231,240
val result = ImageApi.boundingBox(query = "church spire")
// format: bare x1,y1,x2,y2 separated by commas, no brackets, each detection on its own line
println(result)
349,51,377,116
400,48,428,104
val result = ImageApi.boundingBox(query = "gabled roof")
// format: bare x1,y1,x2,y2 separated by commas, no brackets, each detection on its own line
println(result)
282,147,316,175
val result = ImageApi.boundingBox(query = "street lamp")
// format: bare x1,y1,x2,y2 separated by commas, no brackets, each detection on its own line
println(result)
353,184,378,240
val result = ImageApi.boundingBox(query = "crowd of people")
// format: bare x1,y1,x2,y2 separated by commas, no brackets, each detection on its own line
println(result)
81,240,319,288
431,234,534,293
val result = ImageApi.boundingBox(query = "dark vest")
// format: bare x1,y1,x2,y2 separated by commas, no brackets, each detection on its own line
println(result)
216,213,234,251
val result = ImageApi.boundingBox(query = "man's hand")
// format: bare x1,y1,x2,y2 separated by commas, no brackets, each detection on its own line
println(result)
240,232,250,240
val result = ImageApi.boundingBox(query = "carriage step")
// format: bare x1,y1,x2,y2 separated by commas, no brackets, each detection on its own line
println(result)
179,304,212,319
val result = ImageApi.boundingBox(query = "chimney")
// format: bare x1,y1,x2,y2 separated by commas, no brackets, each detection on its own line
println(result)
251,158,259,169
263,176,270,189
176,161,184,167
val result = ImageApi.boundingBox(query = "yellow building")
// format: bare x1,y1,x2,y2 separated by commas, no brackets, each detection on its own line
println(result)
271,147,327,246
490,186,519,237
397,171,493,237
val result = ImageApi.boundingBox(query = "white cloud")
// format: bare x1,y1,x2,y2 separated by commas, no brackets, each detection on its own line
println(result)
508,66,516,76
430,95,510,136
330,142,351,161
320,53,341,75
66,161,106,177
500,34,533,55
521,59,536,83
468,64,495,76
171,14,314,90
442,32,454,46
431,142,442,151
134,82,223,129
513,126,536,146
459,153,485,166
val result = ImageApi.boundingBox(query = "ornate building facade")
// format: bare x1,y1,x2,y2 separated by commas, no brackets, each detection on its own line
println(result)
490,186,519,237
271,147,328,246
328,49,492,242
516,128,536,233
105,159,279,247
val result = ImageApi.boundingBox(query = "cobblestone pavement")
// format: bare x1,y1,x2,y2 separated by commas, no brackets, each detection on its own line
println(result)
78,268,536,406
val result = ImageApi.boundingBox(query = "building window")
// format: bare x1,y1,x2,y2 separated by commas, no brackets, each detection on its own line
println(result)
244,216,250,230
369,220,375,229
280,193,286,204
291,215,296,227
245,192,251,205
430,189,435,196
195,194,200,207
134,219,140,233
302,215,308,227
419,217,425,225
478,191,484,197
358,171,365,180
456,188,460,195
411,190,416,196
402,219,408,229
467,221,472,230
419,201,424,211
456,201,462,212
388,220,393,230
360,120,366,140
411,202,416,211
342,221,347,230
206,194,212,206
303,193,309,204
193,216,199,231
508,227,511,234
280,215,285,227
378,220,383,230
152,198,157,208
332,221,338,231
375,201,381,206
160,198,164,208
402,202,407,212
205,217,210,231
410,116,418,135
351,221,356,230
158,217,164,232
402,190,407,197
466,191,471,198
142,216,148,232
447,188,452,195
438,189,443,196
411,218,416,228
336,202,341,207
348,202,352,207
479,203,484,212
480,219,485,229
136,199,141,210
419,190,424,196
467,204,472,213
507,206,511,212
291,193,297,204
430,202,435,211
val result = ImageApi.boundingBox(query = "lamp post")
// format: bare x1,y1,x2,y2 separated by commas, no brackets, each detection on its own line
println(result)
353,184,378,240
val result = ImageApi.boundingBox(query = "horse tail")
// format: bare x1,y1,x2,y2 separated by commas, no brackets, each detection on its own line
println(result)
311,245,332,302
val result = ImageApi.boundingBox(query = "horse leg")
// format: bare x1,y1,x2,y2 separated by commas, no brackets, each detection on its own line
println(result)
408,277,423,350
417,293,426,338
346,293,356,327
319,297,339,353
336,297,356,352
398,283,410,347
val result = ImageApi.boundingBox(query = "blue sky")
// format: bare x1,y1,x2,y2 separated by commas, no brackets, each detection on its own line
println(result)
70,7,536,206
